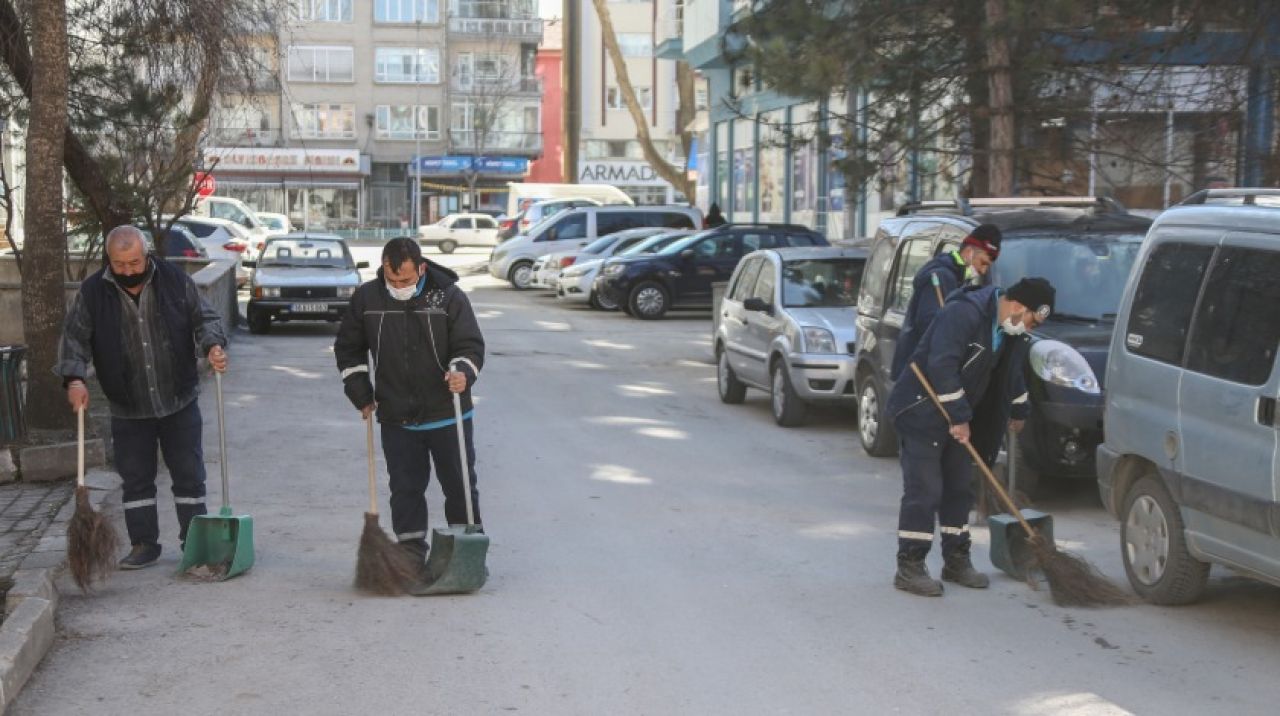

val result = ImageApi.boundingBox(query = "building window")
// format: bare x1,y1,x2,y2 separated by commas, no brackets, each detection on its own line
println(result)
291,103,356,139
617,33,653,58
293,0,352,22
375,105,441,140
606,86,652,110
375,47,441,84
287,46,354,83
474,54,514,80
375,0,439,23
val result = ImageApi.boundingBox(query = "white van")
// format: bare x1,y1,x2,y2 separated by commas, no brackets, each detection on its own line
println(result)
505,183,633,217
194,196,270,242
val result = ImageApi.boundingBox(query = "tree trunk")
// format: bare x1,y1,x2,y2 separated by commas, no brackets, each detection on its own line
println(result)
984,0,1014,196
675,62,697,169
590,0,695,199
22,0,70,431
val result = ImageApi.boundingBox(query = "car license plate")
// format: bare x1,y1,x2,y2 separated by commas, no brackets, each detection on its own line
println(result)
290,302,328,313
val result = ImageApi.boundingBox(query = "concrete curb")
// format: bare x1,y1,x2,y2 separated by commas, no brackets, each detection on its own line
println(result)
0,471,118,714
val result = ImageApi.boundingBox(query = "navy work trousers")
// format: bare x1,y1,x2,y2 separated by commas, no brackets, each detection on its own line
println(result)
112,399,208,546
380,419,481,545
893,406,974,558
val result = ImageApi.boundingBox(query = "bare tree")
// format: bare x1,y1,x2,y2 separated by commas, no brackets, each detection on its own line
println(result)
450,35,528,211
590,0,694,200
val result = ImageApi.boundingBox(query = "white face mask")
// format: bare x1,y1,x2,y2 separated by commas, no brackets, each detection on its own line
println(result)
386,280,417,301
1001,316,1027,336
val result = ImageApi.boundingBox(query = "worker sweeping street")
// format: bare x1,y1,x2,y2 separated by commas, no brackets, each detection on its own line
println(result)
890,224,1002,381
56,226,228,570
886,277,1055,596
334,237,486,585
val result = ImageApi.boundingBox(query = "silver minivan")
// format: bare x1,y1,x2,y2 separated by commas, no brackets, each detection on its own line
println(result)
488,205,702,289
1098,188,1280,604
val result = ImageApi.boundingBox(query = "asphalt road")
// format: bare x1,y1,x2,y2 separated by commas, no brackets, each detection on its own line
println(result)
14,256,1280,715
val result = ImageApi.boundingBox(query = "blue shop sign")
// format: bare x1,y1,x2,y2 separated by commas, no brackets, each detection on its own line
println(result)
411,155,528,176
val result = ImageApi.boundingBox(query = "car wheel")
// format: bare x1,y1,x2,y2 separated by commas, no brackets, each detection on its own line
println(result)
857,373,898,457
628,281,668,319
248,308,270,335
771,360,807,427
508,261,534,290
1121,474,1209,605
717,346,747,404
439,240,457,254
592,290,619,311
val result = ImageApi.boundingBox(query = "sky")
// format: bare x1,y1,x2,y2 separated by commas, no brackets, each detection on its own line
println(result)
539,0,562,19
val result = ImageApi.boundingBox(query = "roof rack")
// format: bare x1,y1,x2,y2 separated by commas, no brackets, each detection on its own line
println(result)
1178,188,1280,206
896,195,1126,217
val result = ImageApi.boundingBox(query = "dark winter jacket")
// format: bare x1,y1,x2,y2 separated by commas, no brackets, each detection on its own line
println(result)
886,284,1031,466
890,251,967,380
334,260,485,425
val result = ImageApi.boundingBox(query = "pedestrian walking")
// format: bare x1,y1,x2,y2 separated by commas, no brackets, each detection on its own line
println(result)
57,225,228,569
705,203,727,227
890,224,1002,381
334,238,486,579
885,277,1055,596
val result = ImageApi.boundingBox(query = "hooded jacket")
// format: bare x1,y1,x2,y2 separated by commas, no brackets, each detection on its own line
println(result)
890,251,967,380
334,259,485,425
886,284,1031,466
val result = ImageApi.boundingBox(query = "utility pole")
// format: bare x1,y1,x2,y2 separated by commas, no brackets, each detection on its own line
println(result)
564,0,580,183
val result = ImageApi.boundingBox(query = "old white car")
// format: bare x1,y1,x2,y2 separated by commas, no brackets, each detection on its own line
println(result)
418,213,500,254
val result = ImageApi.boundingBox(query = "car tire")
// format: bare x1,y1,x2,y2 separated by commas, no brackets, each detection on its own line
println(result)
508,260,534,290
628,281,668,319
771,360,807,427
1121,474,1209,605
439,240,458,254
592,290,620,311
248,308,270,335
857,372,898,457
717,346,747,404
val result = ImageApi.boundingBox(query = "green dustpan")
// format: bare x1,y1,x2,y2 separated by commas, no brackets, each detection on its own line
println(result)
412,365,488,596
179,372,254,580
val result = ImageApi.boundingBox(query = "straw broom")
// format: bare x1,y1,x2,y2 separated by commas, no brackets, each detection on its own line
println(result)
354,415,418,595
910,363,1131,607
67,405,119,592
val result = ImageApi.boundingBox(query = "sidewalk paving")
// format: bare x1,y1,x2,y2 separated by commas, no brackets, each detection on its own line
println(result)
0,482,74,592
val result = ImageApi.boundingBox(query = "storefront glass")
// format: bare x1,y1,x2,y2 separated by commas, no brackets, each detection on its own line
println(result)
732,117,755,222
758,110,786,223
790,104,819,230
286,184,361,230
716,121,729,211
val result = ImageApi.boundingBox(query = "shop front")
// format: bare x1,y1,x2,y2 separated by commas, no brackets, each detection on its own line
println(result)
202,147,368,230
578,160,679,205
409,155,530,221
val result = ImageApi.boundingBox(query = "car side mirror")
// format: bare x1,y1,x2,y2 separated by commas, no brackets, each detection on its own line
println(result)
743,297,771,313
680,248,695,260
357,261,369,269
242,260,257,268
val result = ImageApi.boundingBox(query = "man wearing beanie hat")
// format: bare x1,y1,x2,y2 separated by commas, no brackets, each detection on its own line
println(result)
885,277,1054,596
890,224,1002,381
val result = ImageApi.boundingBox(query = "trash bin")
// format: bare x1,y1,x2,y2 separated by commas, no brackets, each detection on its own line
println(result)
0,345,27,445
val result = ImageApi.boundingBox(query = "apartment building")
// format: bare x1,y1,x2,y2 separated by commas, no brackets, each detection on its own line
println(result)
205,0,543,230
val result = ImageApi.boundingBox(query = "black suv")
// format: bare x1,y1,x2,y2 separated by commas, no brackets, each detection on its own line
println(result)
852,197,1152,495
594,224,829,319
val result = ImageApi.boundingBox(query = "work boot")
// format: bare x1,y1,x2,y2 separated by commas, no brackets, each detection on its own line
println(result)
119,543,162,570
399,538,431,581
942,548,990,589
894,554,943,597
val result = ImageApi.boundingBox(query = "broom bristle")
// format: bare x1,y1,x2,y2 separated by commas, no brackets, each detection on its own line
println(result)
354,512,419,596
1029,535,1133,607
66,486,120,592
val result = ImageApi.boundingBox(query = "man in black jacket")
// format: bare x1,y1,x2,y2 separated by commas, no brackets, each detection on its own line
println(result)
885,278,1054,596
334,238,486,567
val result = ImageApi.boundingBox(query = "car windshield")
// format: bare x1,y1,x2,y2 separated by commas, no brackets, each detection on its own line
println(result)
991,234,1144,321
623,232,688,255
261,216,286,230
582,235,622,255
657,229,718,255
258,239,352,269
782,259,866,307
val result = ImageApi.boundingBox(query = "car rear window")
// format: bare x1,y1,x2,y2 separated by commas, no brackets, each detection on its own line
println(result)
1125,242,1214,366
783,259,865,307
1184,246,1280,385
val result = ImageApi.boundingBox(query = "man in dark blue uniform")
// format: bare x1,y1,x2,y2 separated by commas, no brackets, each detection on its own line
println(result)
886,278,1055,596
890,224,1002,381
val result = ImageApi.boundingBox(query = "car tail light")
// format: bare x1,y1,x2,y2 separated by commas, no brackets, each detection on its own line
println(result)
223,242,247,253
182,249,199,257
500,219,514,229
256,241,265,252
520,218,531,229
559,256,576,268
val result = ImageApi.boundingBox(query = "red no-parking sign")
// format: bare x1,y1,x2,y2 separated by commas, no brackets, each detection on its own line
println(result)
194,172,216,197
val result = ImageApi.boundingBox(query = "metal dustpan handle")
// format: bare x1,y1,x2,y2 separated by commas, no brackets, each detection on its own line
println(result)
215,371,231,514
450,360,476,528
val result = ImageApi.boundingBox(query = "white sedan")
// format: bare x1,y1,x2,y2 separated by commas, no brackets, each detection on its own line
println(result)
418,213,500,254
555,229,694,309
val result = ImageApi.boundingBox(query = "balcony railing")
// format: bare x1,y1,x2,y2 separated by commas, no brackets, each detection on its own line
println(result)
211,127,281,146
449,130,542,153
451,76,543,95
448,16,542,37
452,1,537,19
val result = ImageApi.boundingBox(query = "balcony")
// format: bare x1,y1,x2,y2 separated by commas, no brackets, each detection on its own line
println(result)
449,129,543,156
655,3,684,60
448,1,542,40
451,76,543,96
211,127,281,147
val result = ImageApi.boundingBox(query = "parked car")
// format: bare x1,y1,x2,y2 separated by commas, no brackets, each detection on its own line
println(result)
489,205,702,290
851,197,1151,496
715,246,868,426
418,213,500,253
530,227,668,291
256,212,294,240
173,215,253,285
557,229,694,308
1096,188,1280,605
499,198,603,242
242,234,368,334
193,195,270,243
594,223,830,320
138,224,209,259
505,182,633,217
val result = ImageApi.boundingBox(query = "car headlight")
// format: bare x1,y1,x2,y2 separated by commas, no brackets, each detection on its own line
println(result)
802,327,837,354
561,265,587,278
1030,339,1100,394
254,286,280,299
603,264,625,276
337,286,355,298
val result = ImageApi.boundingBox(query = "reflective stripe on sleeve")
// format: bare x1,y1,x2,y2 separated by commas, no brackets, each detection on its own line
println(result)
341,365,369,379
1012,392,1029,404
938,388,966,403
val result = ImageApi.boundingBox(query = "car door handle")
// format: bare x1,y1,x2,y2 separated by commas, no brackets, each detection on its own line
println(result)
1259,397,1278,427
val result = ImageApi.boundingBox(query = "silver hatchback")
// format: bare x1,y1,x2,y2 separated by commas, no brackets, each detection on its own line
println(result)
714,246,867,426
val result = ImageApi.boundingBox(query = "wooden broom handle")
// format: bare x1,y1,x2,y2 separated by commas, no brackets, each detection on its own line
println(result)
365,415,378,515
908,362,1036,538
76,405,85,488
930,273,946,307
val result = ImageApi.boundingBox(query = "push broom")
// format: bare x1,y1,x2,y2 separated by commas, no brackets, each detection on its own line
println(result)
354,414,418,595
909,363,1131,607
67,404,119,592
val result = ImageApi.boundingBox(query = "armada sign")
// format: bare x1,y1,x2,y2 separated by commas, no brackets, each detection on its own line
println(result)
578,160,667,186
